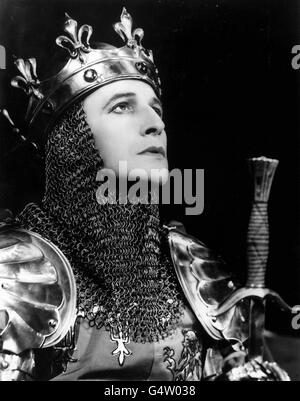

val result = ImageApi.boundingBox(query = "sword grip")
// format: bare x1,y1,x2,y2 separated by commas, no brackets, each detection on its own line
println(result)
246,157,279,288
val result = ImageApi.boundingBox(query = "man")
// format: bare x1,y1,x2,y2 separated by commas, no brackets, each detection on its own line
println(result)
0,8,289,381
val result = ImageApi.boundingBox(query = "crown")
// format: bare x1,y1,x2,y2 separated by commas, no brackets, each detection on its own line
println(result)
11,8,161,142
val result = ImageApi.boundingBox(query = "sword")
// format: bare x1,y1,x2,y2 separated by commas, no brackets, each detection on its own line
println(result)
246,156,278,360
209,156,292,362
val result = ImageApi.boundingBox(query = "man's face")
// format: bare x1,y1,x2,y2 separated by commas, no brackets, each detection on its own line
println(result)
83,80,168,183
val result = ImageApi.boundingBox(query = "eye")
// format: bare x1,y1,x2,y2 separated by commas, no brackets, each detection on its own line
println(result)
111,102,133,114
152,105,163,118
153,106,163,117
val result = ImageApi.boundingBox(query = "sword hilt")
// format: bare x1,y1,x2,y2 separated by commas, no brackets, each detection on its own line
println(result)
246,157,279,288
208,156,292,319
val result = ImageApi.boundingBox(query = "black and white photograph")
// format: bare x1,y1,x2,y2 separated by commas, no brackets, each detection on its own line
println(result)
0,0,299,384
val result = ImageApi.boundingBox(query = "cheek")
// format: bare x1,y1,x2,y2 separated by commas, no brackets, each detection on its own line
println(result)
93,125,134,169
162,131,167,149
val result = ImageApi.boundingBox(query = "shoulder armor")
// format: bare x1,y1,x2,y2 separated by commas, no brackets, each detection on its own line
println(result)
0,226,76,354
167,226,248,345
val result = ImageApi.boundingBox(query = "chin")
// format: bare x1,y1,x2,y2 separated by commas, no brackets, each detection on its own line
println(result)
147,167,169,185
114,158,169,185
133,158,169,184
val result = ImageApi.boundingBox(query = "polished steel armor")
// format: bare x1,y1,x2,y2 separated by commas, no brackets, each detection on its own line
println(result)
167,227,248,347
0,227,76,355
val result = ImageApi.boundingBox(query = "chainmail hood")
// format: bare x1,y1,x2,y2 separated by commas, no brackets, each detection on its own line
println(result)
18,102,184,343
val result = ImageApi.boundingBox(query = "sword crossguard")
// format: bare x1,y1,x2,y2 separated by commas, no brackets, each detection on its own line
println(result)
207,286,292,318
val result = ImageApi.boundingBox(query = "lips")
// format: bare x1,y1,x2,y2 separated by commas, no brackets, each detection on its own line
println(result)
138,146,166,157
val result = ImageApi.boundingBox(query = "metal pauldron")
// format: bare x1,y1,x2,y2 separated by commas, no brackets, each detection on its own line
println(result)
0,226,77,380
167,227,248,347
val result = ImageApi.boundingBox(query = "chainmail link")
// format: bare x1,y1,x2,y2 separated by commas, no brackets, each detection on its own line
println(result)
18,102,184,343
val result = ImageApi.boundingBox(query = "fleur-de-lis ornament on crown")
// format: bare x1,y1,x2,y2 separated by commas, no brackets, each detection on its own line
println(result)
114,8,144,49
11,58,43,100
56,13,93,63
113,8,154,63
56,9,151,63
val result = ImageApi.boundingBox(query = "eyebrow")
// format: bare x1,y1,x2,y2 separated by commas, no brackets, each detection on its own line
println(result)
103,92,136,109
103,91,163,110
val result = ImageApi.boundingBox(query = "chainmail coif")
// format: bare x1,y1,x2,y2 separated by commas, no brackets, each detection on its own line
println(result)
18,102,184,343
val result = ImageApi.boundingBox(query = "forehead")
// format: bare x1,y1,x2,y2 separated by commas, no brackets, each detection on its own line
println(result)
85,79,158,105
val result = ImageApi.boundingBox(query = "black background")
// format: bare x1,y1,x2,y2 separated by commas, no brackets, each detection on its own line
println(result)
0,0,299,335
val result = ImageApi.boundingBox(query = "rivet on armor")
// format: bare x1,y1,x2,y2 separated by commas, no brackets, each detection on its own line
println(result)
44,100,54,112
227,280,235,289
84,69,98,82
1,282,9,290
48,319,57,328
135,62,148,74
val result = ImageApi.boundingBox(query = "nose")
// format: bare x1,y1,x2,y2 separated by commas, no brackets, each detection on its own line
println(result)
140,106,165,136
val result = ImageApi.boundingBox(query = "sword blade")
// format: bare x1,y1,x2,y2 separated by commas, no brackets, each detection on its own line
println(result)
248,297,265,360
